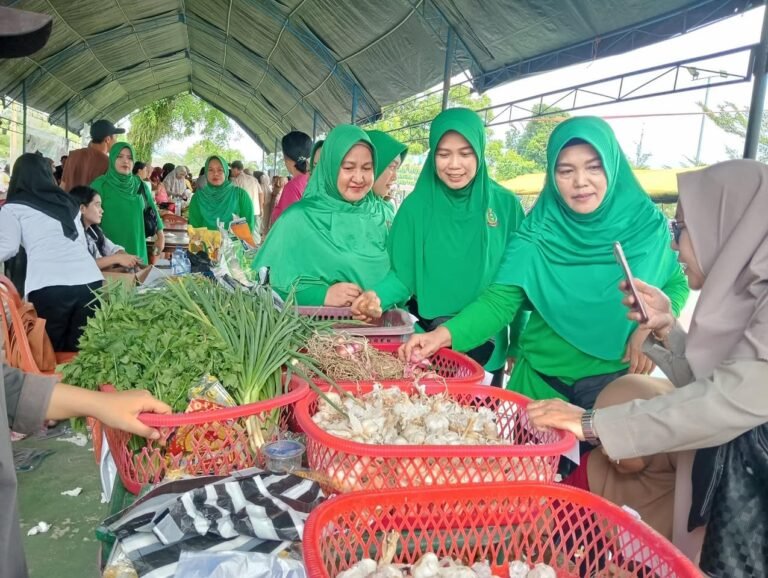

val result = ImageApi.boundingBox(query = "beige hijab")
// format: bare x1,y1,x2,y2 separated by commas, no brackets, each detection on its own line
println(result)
678,159,768,379
588,376,676,540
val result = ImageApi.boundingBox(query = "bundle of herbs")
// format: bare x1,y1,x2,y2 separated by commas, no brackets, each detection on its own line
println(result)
63,278,344,453
61,281,234,413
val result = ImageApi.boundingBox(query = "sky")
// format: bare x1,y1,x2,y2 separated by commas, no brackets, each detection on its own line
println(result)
162,6,765,169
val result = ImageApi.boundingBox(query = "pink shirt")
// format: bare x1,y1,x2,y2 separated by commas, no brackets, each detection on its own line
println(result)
270,172,309,226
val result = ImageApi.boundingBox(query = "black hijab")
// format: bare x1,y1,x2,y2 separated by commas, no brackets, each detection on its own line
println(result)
6,153,80,240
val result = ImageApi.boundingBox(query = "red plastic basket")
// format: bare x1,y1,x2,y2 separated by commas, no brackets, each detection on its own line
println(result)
295,383,574,492
100,378,309,494
303,483,700,578
297,307,414,344
310,343,485,388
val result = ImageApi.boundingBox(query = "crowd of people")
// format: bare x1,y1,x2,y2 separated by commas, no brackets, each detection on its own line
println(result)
0,102,766,576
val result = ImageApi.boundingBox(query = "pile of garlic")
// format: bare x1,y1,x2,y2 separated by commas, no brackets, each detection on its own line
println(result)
313,385,508,445
336,554,557,578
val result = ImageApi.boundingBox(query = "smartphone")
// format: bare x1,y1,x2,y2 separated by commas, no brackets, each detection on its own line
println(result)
613,242,649,324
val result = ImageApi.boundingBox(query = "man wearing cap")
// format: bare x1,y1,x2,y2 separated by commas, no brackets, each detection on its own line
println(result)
60,119,126,192
229,160,263,218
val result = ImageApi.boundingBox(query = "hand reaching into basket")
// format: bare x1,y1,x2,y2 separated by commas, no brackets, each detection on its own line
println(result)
350,290,383,322
399,326,453,363
325,282,363,307
45,383,172,440
527,398,585,441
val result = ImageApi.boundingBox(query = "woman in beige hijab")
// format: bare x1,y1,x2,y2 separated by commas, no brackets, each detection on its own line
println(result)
572,377,677,540
528,159,768,577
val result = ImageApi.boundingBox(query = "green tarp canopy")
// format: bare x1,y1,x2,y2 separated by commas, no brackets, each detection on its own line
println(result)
0,0,758,152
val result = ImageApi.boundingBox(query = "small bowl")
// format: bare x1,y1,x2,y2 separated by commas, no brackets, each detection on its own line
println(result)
263,439,305,473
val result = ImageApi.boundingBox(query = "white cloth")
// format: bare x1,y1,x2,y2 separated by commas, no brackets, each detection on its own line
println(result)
85,227,124,260
0,204,103,296
231,173,262,216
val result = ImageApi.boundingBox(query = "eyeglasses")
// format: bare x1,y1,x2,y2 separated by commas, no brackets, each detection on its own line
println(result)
669,219,685,244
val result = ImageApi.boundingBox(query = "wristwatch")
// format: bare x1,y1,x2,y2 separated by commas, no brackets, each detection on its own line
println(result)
581,409,600,446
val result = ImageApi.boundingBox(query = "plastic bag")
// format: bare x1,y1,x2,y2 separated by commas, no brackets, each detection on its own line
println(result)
173,551,306,578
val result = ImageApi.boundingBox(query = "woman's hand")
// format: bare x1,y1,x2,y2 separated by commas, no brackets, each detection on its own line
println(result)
399,326,452,363
154,230,166,255
94,390,172,440
527,399,586,441
114,252,140,269
351,291,382,321
623,327,655,374
325,282,362,307
620,278,674,334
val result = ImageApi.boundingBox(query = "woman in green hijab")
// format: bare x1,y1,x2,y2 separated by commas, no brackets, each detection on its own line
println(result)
188,156,255,232
402,116,689,407
92,142,164,264
355,108,526,384
366,130,408,226
252,125,390,306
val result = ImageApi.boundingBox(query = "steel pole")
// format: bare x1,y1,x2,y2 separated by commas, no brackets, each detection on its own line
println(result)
441,28,455,111
64,101,69,145
744,7,768,159
22,80,27,153
351,85,358,124
694,78,710,165
312,110,318,141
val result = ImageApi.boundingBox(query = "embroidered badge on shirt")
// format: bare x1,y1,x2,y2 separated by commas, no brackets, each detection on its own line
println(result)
487,208,498,227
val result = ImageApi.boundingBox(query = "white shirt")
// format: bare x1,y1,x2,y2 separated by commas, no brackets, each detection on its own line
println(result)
230,173,262,216
0,204,103,296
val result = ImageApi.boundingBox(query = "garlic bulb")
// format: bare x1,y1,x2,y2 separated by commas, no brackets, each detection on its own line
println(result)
508,561,530,578
526,564,557,578
411,552,440,577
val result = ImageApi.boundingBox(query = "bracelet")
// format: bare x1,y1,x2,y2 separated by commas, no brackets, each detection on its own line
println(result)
581,409,600,446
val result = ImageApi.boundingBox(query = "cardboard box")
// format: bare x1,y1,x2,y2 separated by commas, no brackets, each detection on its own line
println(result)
103,265,156,287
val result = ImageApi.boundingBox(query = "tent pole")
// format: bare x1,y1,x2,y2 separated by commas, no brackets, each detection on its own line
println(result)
22,80,27,154
64,101,69,145
351,85,358,124
744,6,768,159
312,110,318,141
441,28,455,111
273,137,278,175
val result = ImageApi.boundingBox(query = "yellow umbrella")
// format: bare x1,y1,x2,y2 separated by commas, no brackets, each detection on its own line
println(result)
500,167,701,203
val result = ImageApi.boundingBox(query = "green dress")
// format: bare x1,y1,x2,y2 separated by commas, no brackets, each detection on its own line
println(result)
373,107,527,372
187,155,255,232
252,125,390,305
92,142,163,264
366,130,408,228
444,116,689,400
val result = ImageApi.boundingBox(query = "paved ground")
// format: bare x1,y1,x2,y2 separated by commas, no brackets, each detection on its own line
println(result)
15,429,104,578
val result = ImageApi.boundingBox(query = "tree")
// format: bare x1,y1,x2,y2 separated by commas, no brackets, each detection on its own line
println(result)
700,101,768,162
127,93,232,163
630,126,652,169
182,139,245,173
366,85,492,155
513,104,569,171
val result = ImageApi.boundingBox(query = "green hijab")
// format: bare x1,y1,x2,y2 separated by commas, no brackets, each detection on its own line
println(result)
495,116,680,360
92,142,142,197
92,142,154,262
188,155,253,230
253,125,390,297
366,129,408,226
387,107,524,319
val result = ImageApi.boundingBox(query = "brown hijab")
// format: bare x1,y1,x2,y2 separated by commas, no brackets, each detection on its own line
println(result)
678,159,768,379
588,376,676,540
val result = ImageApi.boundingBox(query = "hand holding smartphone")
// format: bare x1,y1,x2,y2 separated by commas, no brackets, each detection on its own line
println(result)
613,242,649,323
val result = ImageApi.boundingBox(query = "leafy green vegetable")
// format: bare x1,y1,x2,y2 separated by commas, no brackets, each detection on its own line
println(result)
61,281,235,412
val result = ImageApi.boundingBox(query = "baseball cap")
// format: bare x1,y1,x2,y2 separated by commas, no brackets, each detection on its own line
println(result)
230,160,244,170
0,7,52,58
90,119,126,141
